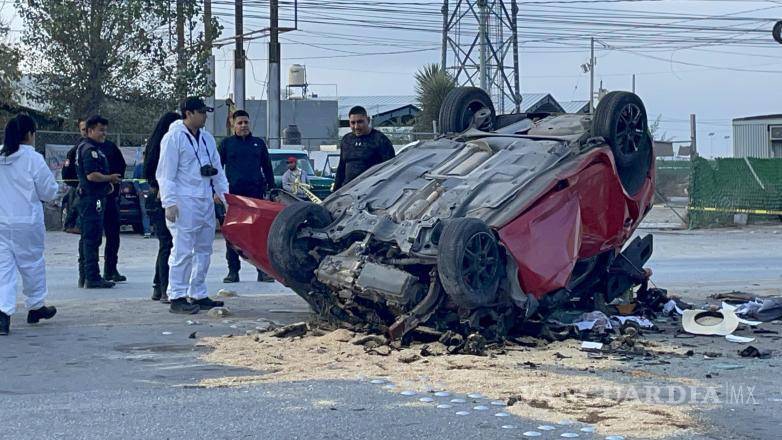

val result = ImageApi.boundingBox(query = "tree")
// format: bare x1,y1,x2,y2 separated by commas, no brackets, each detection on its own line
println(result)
414,64,455,133
0,12,21,103
649,113,672,142
15,0,218,133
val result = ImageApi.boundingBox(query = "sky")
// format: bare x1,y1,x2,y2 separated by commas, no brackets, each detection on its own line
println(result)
4,0,782,157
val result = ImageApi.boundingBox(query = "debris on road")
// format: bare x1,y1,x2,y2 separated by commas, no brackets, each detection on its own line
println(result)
682,309,739,336
207,307,232,318
272,322,308,338
217,289,239,298
725,334,755,343
738,345,772,359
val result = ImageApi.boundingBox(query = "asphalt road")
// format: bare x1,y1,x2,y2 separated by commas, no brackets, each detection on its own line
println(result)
1,224,781,440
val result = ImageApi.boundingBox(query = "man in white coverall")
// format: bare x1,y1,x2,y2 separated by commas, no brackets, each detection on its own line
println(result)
156,97,230,314
0,114,60,335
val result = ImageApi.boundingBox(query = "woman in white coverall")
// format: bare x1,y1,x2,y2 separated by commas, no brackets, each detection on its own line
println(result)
0,115,60,335
156,97,229,315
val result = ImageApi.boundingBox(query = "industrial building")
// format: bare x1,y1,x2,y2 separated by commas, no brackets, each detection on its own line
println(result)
732,114,782,158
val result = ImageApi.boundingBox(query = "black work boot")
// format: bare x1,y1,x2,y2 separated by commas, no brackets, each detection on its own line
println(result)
27,306,57,324
151,287,162,301
223,271,239,283
257,271,275,283
104,271,127,282
160,291,170,304
191,297,224,310
84,278,116,289
169,298,200,315
0,312,9,335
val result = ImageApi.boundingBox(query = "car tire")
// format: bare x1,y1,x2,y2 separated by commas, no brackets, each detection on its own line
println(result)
774,21,782,44
437,217,501,309
592,91,653,196
268,202,332,284
438,87,496,134
132,223,143,234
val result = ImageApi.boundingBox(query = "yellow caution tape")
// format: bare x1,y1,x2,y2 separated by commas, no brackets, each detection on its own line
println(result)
689,206,782,216
57,179,148,183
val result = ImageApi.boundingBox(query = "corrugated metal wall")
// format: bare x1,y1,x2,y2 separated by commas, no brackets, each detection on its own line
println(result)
733,118,782,158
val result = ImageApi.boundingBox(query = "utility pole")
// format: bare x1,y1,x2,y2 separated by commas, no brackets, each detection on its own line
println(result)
511,0,520,113
175,0,186,99
589,37,595,114
632,74,636,94
441,0,448,72
267,0,281,148
204,0,216,134
234,0,246,111
690,114,698,158
478,0,489,92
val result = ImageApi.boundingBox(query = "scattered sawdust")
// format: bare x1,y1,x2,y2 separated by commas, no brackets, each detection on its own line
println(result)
199,329,696,439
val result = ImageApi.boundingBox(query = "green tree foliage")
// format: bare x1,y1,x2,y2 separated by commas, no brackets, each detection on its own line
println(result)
15,0,219,133
414,64,455,133
0,19,21,103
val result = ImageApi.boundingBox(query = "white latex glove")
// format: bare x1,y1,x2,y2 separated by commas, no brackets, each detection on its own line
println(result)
165,205,179,222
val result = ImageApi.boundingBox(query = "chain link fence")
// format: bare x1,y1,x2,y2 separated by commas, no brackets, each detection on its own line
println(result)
688,156,782,228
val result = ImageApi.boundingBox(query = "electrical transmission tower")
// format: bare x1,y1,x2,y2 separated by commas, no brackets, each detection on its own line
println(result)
441,0,521,114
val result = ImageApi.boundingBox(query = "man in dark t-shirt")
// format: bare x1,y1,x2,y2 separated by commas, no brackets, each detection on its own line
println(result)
334,106,395,190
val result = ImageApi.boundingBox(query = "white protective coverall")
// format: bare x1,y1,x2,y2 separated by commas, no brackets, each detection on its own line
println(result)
156,120,228,300
0,145,59,315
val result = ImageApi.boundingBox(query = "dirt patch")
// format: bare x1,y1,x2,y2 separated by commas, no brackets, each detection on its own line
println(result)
199,329,696,439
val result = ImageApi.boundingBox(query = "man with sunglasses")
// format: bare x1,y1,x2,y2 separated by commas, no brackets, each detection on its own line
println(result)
156,97,229,314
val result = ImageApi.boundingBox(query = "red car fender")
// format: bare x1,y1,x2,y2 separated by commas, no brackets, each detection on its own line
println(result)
222,194,285,281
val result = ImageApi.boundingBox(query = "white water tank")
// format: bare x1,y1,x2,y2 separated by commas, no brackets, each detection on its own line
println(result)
288,64,307,87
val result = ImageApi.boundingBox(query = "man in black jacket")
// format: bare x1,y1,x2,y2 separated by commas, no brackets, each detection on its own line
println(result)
334,106,395,190
99,130,127,282
62,118,87,232
218,109,275,283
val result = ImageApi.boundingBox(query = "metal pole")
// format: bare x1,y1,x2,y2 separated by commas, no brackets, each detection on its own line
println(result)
589,37,595,114
267,0,281,148
441,0,448,72
478,0,488,92
511,0,521,113
204,0,216,134
632,73,636,94
690,114,697,158
234,0,246,111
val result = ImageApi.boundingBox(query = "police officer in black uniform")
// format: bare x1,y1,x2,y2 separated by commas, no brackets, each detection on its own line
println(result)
76,115,122,289
99,134,127,282
62,118,87,232
334,105,395,190
218,109,276,283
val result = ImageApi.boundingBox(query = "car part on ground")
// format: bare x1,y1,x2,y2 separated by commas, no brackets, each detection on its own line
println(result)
223,88,656,342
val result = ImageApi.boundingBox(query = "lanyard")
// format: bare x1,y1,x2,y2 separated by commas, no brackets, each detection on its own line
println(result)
184,131,213,167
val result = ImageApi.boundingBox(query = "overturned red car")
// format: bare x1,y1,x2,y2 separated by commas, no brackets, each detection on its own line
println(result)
223,88,655,339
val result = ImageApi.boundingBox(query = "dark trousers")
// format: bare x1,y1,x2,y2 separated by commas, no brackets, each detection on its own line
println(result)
78,195,105,281
103,195,120,275
63,187,80,230
148,193,172,295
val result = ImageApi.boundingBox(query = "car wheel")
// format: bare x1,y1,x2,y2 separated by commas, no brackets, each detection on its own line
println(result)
437,217,501,309
774,20,782,44
438,87,496,134
268,202,332,284
132,223,143,234
592,91,653,196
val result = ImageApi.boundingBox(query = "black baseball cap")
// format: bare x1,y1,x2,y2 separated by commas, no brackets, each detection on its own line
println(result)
179,97,214,114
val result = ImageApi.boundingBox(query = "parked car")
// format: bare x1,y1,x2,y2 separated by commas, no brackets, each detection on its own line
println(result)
268,149,334,200
118,180,150,234
222,88,655,340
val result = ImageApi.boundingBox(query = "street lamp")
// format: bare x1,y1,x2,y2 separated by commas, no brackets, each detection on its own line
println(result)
708,132,715,157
